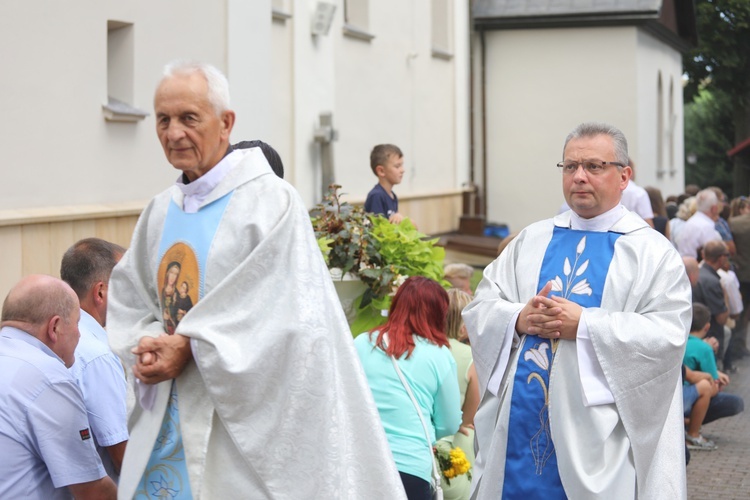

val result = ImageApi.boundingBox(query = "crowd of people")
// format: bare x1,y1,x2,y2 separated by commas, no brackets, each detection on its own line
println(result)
633,184,748,453
0,59,746,500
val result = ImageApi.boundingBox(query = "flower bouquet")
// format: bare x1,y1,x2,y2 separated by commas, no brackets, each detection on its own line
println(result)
434,441,472,485
310,184,447,335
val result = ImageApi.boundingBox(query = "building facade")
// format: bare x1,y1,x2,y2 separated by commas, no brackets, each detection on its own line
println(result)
0,0,471,298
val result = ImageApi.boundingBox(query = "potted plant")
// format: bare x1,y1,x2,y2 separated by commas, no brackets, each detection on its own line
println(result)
310,184,448,335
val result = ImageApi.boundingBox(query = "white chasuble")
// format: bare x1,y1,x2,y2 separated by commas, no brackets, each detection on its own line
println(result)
109,149,407,499
464,209,691,500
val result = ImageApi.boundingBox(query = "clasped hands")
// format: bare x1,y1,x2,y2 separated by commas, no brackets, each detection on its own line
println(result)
516,281,581,340
131,334,193,384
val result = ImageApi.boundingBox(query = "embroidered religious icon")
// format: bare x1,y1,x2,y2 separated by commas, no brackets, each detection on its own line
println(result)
157,243,199,334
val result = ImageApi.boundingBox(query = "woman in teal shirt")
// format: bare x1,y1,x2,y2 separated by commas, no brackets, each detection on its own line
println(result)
355,277,461,500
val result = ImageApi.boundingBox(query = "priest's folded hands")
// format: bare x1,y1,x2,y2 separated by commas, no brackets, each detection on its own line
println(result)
131,333,193,384
517,280,582,340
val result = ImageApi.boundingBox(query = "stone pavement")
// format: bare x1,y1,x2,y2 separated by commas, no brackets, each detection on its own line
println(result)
687,354,750,499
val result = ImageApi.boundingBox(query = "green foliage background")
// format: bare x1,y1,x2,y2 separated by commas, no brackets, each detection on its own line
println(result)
684,89,734,193
683,0,750,197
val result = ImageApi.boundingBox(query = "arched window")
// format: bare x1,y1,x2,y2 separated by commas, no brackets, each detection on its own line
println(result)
669,77,675,174
657,72,664,176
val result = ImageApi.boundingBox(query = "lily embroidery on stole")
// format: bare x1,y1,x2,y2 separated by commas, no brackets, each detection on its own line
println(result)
523,235,593,474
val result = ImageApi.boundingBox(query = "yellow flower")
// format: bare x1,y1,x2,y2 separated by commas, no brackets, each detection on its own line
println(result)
435,444,472,484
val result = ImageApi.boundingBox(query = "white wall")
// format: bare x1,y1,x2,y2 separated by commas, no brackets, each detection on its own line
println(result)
481,26,684,232
635,29,685,198
228,0,273,146
332,0,467,204
270,8,296,184
0,0,255,211
0,0,469,218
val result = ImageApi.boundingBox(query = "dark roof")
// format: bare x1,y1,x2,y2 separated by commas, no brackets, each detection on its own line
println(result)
474,0,661,19
473,0,697,51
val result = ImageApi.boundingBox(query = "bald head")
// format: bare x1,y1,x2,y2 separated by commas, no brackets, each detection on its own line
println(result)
2,275,80,367
682,256,700,286
2,275,78,326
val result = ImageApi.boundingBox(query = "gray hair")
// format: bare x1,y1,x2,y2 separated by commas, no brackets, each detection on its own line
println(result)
61,238,125,299
444,263,474,281
162,60,230,115
695,189,719,214
563,122,629,165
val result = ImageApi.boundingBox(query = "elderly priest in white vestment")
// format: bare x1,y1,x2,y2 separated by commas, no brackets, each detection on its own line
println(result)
463,122,691,499
107,60,406,499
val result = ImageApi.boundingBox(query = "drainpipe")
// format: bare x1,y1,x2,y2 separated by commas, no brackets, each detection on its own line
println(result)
468,0,475,190
480,28,488,217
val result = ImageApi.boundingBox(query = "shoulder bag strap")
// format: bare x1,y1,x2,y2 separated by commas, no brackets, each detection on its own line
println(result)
384,334,442,491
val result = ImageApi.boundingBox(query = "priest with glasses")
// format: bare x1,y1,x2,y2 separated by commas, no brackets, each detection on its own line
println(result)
464,122,691,499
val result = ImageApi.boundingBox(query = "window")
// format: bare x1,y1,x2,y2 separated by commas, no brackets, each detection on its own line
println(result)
669,77,675,174
656,72,664,175
272,0,292,21
103,20,147,122
343,0,374,41
431,0,453,59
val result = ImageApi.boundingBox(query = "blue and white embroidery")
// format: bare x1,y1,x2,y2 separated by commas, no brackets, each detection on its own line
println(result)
150,474,179,499
523,342,556,474
550,235,592,298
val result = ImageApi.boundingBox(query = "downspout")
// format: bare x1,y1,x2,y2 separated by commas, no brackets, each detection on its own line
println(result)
468,0,475,190
480,28,488,217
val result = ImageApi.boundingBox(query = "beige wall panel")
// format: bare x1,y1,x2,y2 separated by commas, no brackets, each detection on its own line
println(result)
113,216,139,248
400,194,462,235
94,216,138,249
72,220,98,242
48,222,81,277
0,226,23,300
21,224,54,277
0,214,139,300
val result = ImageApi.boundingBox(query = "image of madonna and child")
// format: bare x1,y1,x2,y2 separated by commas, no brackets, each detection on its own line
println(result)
160,261,194,334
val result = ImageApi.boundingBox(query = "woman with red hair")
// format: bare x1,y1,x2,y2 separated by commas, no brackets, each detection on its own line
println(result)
354,276,461,499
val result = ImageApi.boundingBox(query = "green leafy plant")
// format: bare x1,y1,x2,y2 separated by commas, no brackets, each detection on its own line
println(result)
310,185,448,335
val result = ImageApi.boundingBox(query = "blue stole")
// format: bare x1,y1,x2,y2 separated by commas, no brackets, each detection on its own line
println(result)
134,193,232,500
502,227,622,499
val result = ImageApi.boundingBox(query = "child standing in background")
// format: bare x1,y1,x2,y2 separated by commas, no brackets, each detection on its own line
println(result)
365,144,405,223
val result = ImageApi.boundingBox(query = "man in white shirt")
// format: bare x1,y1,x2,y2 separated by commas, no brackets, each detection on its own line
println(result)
619,158,654,227
0,275,116,499
676,189,722,259
61,238,128,481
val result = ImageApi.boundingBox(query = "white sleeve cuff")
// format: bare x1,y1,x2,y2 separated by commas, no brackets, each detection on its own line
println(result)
136,379,157,410
576,310,615,406
486,309,521,396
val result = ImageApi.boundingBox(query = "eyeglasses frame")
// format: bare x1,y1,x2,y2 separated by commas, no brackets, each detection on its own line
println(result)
556,160,625,175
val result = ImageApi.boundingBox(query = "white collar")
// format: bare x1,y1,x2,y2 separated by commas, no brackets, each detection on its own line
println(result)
569,204,628,232
176,150,243,213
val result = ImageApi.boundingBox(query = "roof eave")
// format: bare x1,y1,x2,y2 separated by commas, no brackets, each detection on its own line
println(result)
473,12,694,53
473,11,658,31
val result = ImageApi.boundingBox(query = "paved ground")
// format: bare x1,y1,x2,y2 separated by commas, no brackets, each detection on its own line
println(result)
687,354,749,499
